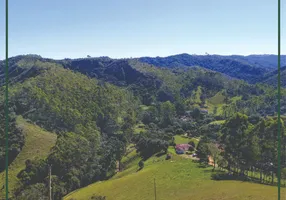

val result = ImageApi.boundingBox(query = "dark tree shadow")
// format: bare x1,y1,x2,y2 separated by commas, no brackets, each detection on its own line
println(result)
156,152,166,157
136,167,143,172
198,163,209,168
210,171,285,187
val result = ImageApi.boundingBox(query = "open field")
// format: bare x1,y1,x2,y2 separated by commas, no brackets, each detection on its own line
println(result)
0,117,57,198
64,150,284,200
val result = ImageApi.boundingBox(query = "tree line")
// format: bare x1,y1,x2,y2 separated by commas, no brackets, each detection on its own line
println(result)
197,113,286,186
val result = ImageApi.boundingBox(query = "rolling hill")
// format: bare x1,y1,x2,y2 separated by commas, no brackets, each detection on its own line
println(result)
0,54,286,200
139,54,286,83
0,116,57,199
255,65,286,87
64,152,285,200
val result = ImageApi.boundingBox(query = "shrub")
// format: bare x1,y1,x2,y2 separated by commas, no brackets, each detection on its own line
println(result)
175,128,184,135
90,195,106,200
166,154,171,160
188,145,195,151
136,136,169,159
188,141,196,148
138,160,144,169
14,183,48,200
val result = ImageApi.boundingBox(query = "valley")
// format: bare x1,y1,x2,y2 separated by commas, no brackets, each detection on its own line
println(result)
0,54,286,200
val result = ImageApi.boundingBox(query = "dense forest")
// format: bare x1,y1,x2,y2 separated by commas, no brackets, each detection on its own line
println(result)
0,54,286,199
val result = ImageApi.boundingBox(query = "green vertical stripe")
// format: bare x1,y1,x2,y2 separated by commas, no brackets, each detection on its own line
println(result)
277,0,281,199
5,0,9,199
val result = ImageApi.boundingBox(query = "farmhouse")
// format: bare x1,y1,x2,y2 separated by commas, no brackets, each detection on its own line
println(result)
175,144,191,154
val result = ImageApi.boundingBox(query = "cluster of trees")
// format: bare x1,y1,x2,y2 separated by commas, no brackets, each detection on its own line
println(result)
197,113,286,185
133,128,172,159
221,113,285,184
3,66,138,199
2,55,286,199
0,103,24,171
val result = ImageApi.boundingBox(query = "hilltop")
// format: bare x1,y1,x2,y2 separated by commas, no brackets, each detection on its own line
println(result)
3,53,286,85
139,54,286,83
255,65,286,87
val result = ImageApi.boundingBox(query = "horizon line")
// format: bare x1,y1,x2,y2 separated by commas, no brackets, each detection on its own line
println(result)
1,53,286,61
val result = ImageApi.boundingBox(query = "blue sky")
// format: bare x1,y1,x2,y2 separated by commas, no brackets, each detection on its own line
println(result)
0,0,285,59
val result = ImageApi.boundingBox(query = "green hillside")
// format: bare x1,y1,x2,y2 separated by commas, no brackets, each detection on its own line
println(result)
0,116,57,198
1,55,286,199
64,154,284,200
0,60,140,199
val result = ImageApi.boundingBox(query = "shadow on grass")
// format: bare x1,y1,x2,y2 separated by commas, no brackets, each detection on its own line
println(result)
197,162,209,168
136,167,143,172
203,169,214,173
210,171,286,188
156,152,166,157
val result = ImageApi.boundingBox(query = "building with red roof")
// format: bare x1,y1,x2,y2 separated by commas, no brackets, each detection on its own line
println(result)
175,144,191,154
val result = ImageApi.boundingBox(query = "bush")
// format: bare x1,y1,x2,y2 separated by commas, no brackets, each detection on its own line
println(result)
188,141,196,148
136,136,169,159
188,145,195,151
182,121,193,131
138,160,144,169
173,121,182,129
215,115,224,120
249,114,261,125
175,128,184,135
166,154,171,160
90,195,106,200
164,126,174,133
202,117,214,124
14,183,48,200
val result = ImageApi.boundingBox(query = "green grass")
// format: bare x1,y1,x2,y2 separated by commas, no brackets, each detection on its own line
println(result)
209,120,226,125
134,123,146,134
0,116,57,198
190,138,199,148
206,93,225,116
139,105,149,111
116,146,167,180
208,91,225,105
64,153,285,200
207,92,242,116
115,148,141,180
167,146,176,155
186,86,203,107
174,135,191,144
206,102,224,116
194,86,202,104
231,96,242,102
174,135,199,148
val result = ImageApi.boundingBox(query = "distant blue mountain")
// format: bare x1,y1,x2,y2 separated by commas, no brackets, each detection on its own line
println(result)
228,54,286,70
139,54,286,83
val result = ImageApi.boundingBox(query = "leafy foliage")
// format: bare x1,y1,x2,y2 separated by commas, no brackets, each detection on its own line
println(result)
0,104,24,171
2,54,286,199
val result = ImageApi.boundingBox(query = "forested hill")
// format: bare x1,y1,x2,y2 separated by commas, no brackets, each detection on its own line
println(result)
0,55,62,87
139,54,286,83
255,65,286,87
228,54,286,69
1,54,286,199
2,54,286,85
